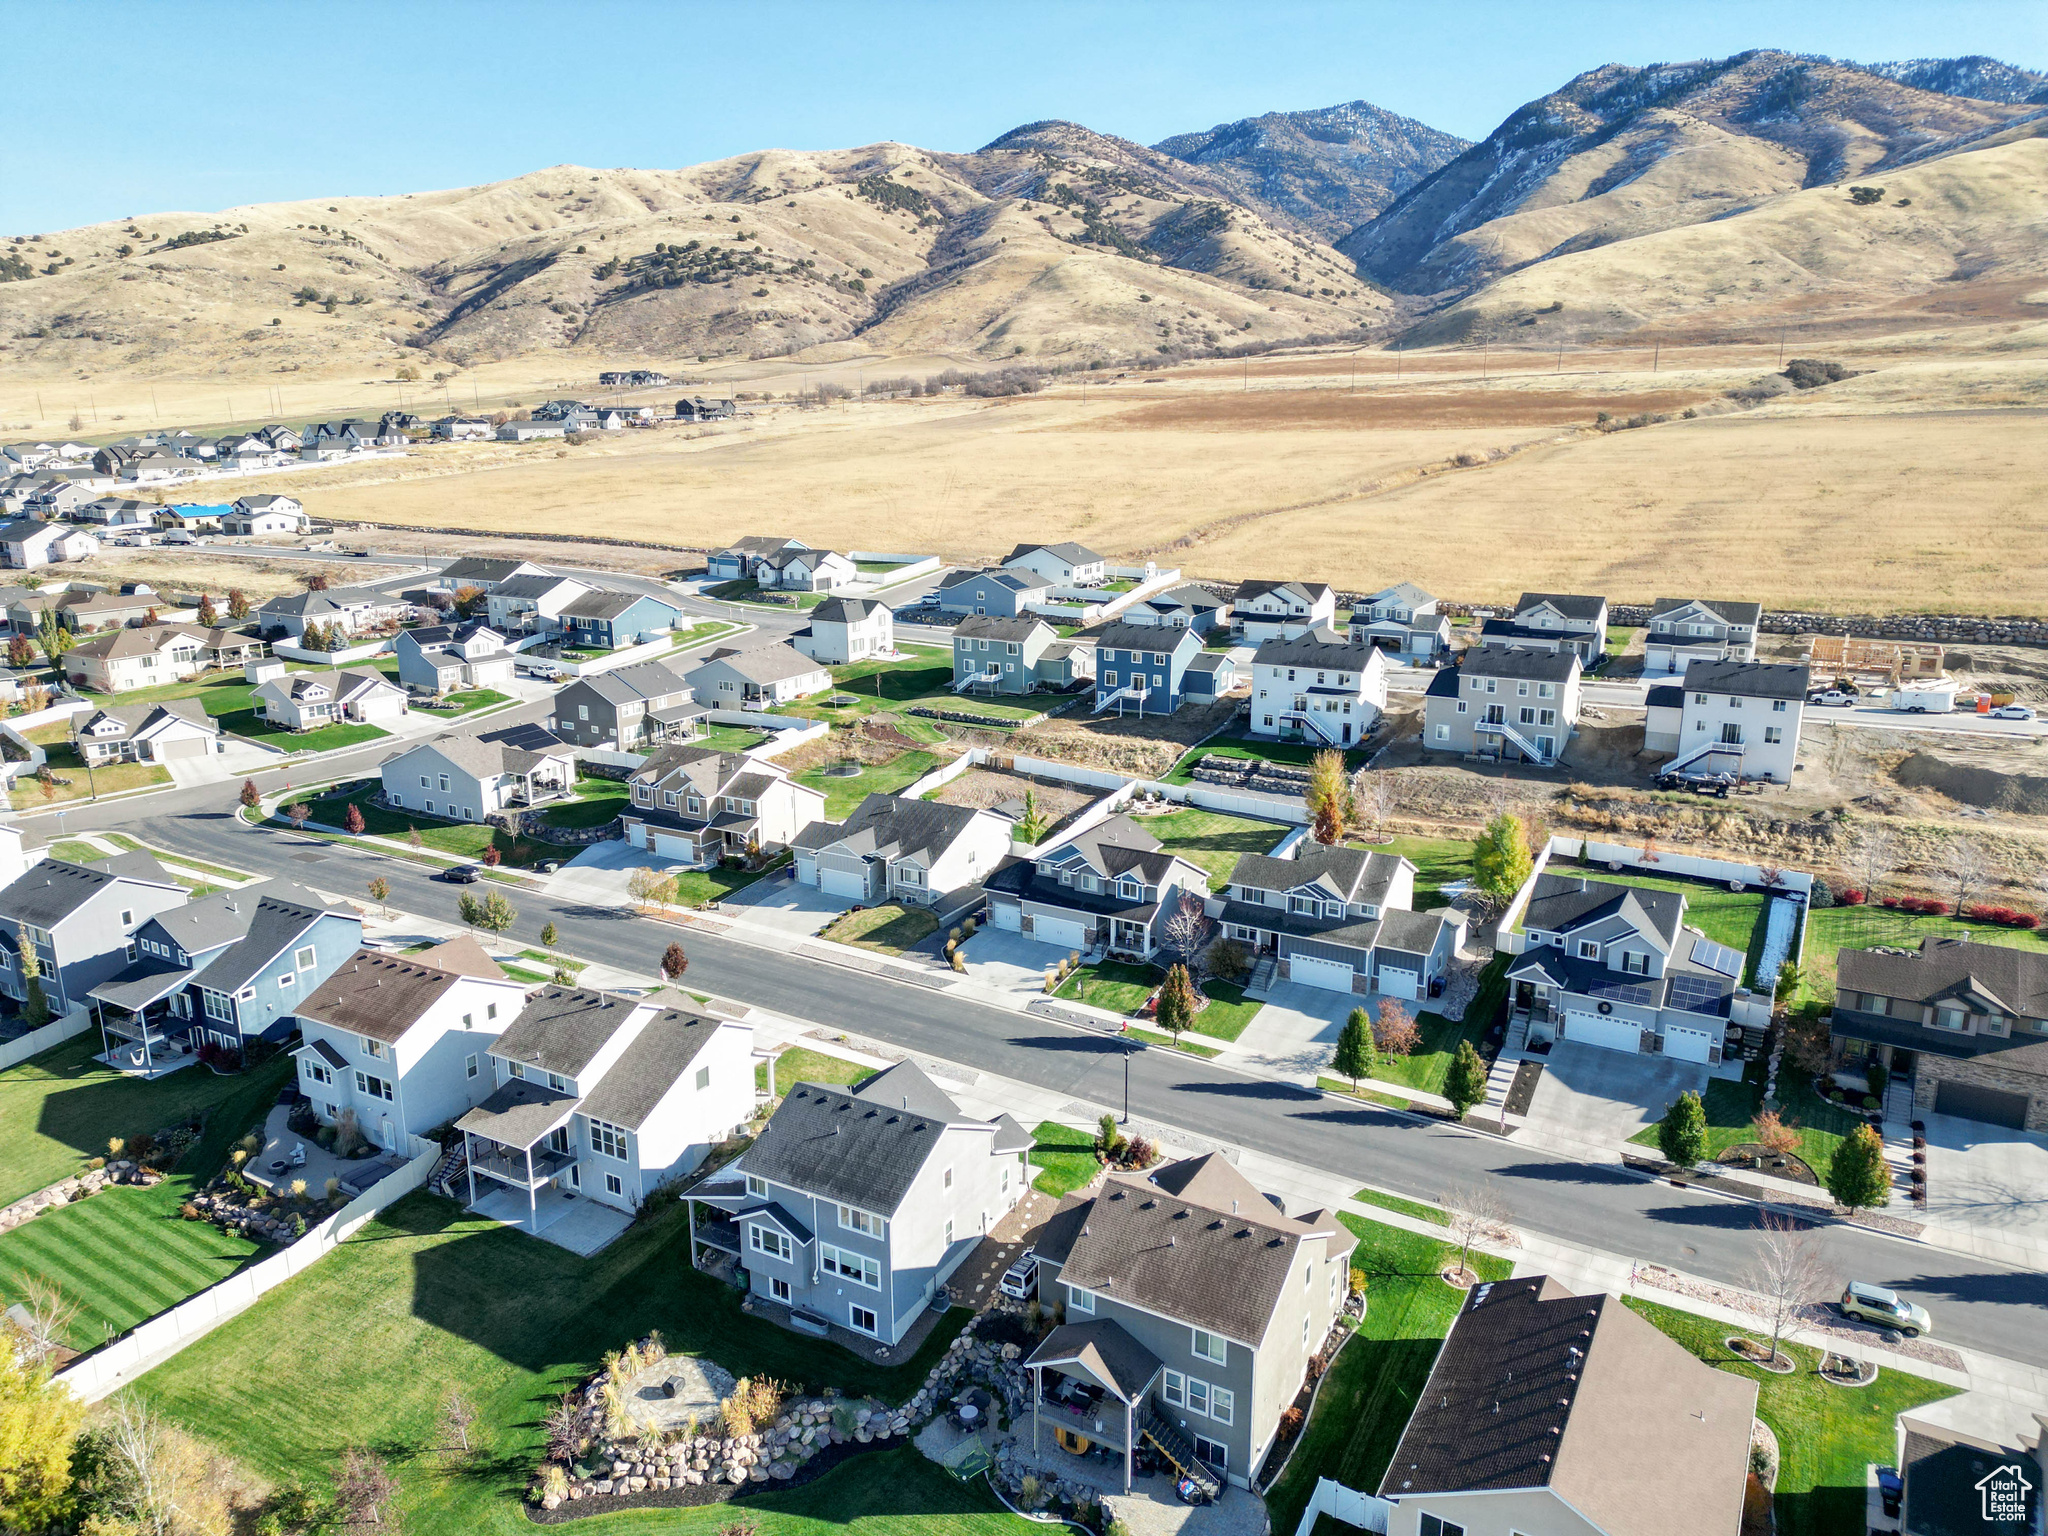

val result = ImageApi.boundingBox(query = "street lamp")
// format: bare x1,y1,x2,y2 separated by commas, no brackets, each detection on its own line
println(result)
1119,1023,1134,1126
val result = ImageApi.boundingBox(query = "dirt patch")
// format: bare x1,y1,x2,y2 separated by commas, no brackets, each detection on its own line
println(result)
775,724,955,777
1009,696,1239,779
73,551,359,601
932,768,1093,824
1090,387,1713,433
1895,749,2048,815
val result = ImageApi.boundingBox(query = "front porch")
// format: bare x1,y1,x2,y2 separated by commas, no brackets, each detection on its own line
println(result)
1026,1320,1191,1497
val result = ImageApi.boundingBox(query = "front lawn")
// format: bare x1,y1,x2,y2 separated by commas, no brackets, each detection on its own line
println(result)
437,688,510,715
1027,1121,1100,1198
134,1193,989,1536
796,749,940,819
820,903,940,956
9,742,169,809
1629,1063,1862,1179
1264,1214,1511,1536
1161,733,1368,786
1350,1187,1449,1225
769,1046,878,1096
1054,960,1262,1041
305,784,568,868
667,857,782,908
1141,807,1289,889
1315,1078,1413,1111
1358,955,1506,1096
1803,903,2048,1002
1624,1298,1952,1536
218,708,390,752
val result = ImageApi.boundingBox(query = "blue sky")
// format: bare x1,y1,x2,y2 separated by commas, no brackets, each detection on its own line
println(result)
11,0,2046,232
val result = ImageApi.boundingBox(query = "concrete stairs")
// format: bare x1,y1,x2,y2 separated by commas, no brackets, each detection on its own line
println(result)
1883,1078,1916,1128
429,1142,468,1197
1245,956,1278,1000
1481,1050,1525,1128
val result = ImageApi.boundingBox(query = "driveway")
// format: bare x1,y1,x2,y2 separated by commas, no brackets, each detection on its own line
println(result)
544,839,691,905
961,930,1076,997
1234,981,1362,1081
719,875,852,939
1518,1042,1709,1160
1919,1112,2048,1254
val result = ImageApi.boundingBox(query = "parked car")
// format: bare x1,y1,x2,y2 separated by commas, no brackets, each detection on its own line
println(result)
1808,690,1857,707
1989,704,2036,721
1839,1282,1932,1337
442,865,480,884
998,1249,1038,1301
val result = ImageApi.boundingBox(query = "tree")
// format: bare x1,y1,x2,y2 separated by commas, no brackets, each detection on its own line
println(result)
92,1391,232,1536
481,843,502,867
540,921,558,949
1155,963,1198,1043
627,866,672,912
456,890,483,934
0,1328,85,1531
451,584,487,618
8,1277,75,1370
5,634,32,669
342,802,366,835
303,572,330,593
1659,1090,1709,1168
238,778,259,810
18,943,49,1029
477,890,517,948
1750,1108,1801,1158
1373,996,1420,1056
1097,1112,1125,1162
1016,788,1048,844
335,1447,397,1527
1781,1004,1833,1077
661,940,689,982
407,824,424,850
443,1390,478,1457
284,801,310,831
226,587,250,621
1472,811,1533,909
34,609,72,663
1739,1212,1830,1367
1305,749,1349,846
1848,184,1885,205
1851,826,1895,900
141,606,159,626
1940,837,1992,915
195,592,217,627
1354,769,1399,843
1331,1007,1377,1091
1161,890,1212,973
1445,1040,1488,1120
1826,1124,1892,1213
367,876,390,918
1441,1182,1514,1282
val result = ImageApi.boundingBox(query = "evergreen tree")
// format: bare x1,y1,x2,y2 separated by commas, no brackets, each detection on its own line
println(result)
1154,964,1198,1043
1445,1039,1488,1119
1659,1089,1708,1168
1331,1006,1377,1091
1826,1124,1893,1213
1472,812,1533,908
227,587,250,621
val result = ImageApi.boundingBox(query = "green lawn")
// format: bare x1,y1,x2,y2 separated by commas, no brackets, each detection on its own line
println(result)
796,749,941,818
1027,1122,1101,1197
1553,861,1771,983
1265,1214,1512,1536
1630,1063,1863,1179
1125,1025,1221,1057
218,708,390,752
820,903,940,956
1362,955,1506,1096
696,723,771,753
437,688,511,715
1161,734,1368,786
539,776,628,830
1053,961,1262,1042
1141,807,1288,890
134,1193,992,1536
665,620,742,653
770,1046,878,1096
1624,1298,1952,1536
1315,1079,1414,1111
667,855,784,907
9,742,170,809
1350,1187,1449,1225
1803,904,2048,1002
305,785,568,868
1371,834,1475,910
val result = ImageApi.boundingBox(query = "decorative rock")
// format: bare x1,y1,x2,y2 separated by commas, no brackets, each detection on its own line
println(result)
727,1466,747,1485
626,1477,646,1493
748,1465,768,1482
771,1461,794,1480
594,1479,614,1495
855,1428,871,1443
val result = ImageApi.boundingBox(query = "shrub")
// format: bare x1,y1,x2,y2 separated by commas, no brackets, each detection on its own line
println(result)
1838,886,1866,906
1278,1406,1304,1439
1881,895,1951,916
1808,880,1836,909
1963,903,2040,929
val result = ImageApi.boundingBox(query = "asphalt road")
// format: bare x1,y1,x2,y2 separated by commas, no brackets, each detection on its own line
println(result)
47,779,2048,1370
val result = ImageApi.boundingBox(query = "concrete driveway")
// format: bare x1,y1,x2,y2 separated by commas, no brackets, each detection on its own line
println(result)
1919,1112,2048,1255
545,839,690,905
1235,981,1362,1081
719,875,852,939
962,930,1076,997
1518,1042,1709,1160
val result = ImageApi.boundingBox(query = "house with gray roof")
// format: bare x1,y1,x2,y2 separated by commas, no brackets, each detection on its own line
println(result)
985,814,1212,960
1479,592,1610,667
438,556,550,593
253,666,409,732
458,988,753,1248
1089,621,1204,716
1423,644,1581,766
255,585,405,639
70,697,221,767
379,732,577,823
1644,659,1809,784
484,573,592,637
935,567,1052,620
691,1060,1031,1344
1003,542,1107,588
1644,596,1763,677
684,642,830,708
951,615,1064,696
1220,841,1462,1000
756,547,857,594
555,586,685,649
794,793,1012,908
0,852,187,1018
0,518,98,569
1250,628,1389,747
548,658,703,751
1349,581,1449,660
621,745,823,865
790,595,894,665
1122,583,1230,635
1233,579,1335,643
223,493,309,537
394,620,515,695
706,536,808,583
1027,1152,1356,1493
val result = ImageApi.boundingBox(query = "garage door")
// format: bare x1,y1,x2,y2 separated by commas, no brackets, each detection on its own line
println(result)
1563,1011,1643,1054
1031,915,1089,951
1376,966,1419,1001
821,865,868,901
990,901,1021,932
1288,954,1358,995
154,735,208,760
1935,1079,2031,1130
1662,1024,1715,1064
652,832,695,860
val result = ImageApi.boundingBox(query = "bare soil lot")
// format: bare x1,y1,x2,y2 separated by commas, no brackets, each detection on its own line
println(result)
932,767,1096,827
70,551,350,601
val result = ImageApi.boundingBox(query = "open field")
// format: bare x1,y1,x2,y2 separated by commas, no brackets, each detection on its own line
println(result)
63,551,371,602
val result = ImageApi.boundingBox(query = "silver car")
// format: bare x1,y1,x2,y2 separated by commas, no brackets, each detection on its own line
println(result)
1840,1282,1932,1337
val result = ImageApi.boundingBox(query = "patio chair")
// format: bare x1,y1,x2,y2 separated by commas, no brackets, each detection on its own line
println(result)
289,1143,307,1168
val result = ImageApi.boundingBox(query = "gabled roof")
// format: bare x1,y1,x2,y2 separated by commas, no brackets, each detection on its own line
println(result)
811,596,888,625
953,615,1048,643
1678,659,1810,700
576,1002,729,1130
797,793,994,867
1363,580,1434,607
560,587,670,621
187,885,357,996
740,1060,973,1214
0,852,179,926
1649,596,1763,627
1252,628,1380,667
688,642,824,686
414,933,506,980
1024,1320,1163,1402
1226,842,1403,906
1522,873,1684,948
441,556,545,584
1133,584,1227,614
716,535,807,558
1457,644,1580,682
1004,541,1104,566
1235,578,1332,606
1841,935,2048,1019
492,573,587,601
297,947,506,1045
490,986,647,1078
563,657,692,706
1037,814,1188,887
74,698,216,742
939,567,1042,595
1514,592,1607,621
385,732,572,783
456,1078,578,1149
67,623,208,662
1081,621,1200,654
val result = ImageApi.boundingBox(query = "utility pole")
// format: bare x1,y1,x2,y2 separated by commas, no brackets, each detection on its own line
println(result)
1652,342,1660,373
1777,327,1786,366
1555,343,1563,374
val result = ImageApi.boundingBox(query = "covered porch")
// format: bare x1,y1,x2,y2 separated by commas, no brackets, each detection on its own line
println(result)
498,752,577,808
88,962,198,1078
1024,1320,1163,1495
455,1078,581,1239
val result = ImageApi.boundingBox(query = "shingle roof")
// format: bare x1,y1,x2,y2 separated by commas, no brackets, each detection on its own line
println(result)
567,657,692,705
1235,578,1332,605
1840,935,2048,1023
0,852,177,926
1515,592,1607,621
939,567,1041,595
576,1004,727,1130
456,1078,579,1148
952,615,1047,643
1364,581,1435,607
490,986,646,1077
493,574,585,601
1082,622,1198,654
297,948,498,1044
805,794,992,866
1252,628,1378,667
1024,1320,1163,1402
811,597,888,625
1227,843,1403,906
67,623,208,662
689,642,825,686
1004,541,1104,566
739,1061,968,1214
560,588,659,621
1649,596,1763,627
1458,644,1580,682
75,698,216,741
1523,873,1684,947
442,557,543,584
188,885,353,995
1679,659,1811,700
717,536,805,558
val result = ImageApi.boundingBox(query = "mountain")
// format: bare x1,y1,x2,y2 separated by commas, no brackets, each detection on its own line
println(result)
1340,50,2046,295
1153,100,1469,240
0,123,1380,380
1860,55,2048,105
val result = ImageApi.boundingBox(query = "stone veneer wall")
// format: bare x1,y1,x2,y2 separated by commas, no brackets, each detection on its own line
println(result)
1911,1053,2048,1132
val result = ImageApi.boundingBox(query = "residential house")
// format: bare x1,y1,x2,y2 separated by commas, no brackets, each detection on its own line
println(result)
3,590,63,637
1643,659,1808,784
1894,1391,2046,1536
1122,584,1229,634
1004,542,1107,588
0,519,99,568
255,425,303,454
431,416,494,441
304,420,397,452
393,621,516,696
1479,592,1610,667
0,852,188,1015
1831,937,2048,1131
1090,622,1204,716
253,667,409,732
380,412,423,439
555,587,685,650
1349,581,1450,660
531,400,594,424
25,480,103,519
620,746,824,864
200,626,267,670
790,596,894,665
292,939,531,1152
693,1060,1031,1344
74,497,158,530
1423,645,1581,766
439,556,552,594
59,590,166,633
600,370,670,387
89,882,364,1059
675,397,736,421
1504,872,1770,1062
484,573,592,636
935,567,1052,620
1219,843,1461,999
69,699,221,765
548,659,704,751
793,794,1012,907
951,615,1065,696
459,988,754,1237
1233,580,1335,643
1183,652,1239,702
223,494,309,537
62,624,209,693
256,586,402,639
379,733,578,823
1038,637,1097,690
684,643,830,708
117,448,191,484
154,504,227,532
985,814,1212,959
1028,1153,1356,1492
496,420,567,442
1643,597,1763,676
707,536,809,582
757,547,857,593
1248,629,1388,747
1376,1275,1754,1536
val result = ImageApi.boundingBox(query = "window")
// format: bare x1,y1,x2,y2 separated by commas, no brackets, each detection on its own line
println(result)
354,1071,393,1101
276,972,295,989
770,1277,791,1302
1192,1435,1228,1471
363,1038,387,1059
1186,1377,1208,1416
746,1174,769,1199
749,1225,792,1262
838,1205,884,1238
1418,1518,1465,1536
1764,726,1783,744
695,1065,711,1090
1577,940,1600,960
1209,1386,1234,1425
1434,724,1449,741
1103,670,1118,687
943,1166,953,1190
605,1173,623,1196
1455,700,1467,714
590,1119,628,1159
1933,1007,1967,1032
1323,901,1343,919
1621,951,1649,976
547,1071,568,1092
506,1059,523,1077
304,1061,332,1086
823,1246,880,1288
849,1304,879,1336
487,1003,497,1020
439,774,450,791
1067,1285,1095,1314
465,1053,478,1079
944,1217,954,1245
1191,1329,1226,1365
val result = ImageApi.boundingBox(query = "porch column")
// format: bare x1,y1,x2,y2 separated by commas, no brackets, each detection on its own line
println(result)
94,999,109,1062
463,1132,477,1212
525,1145,537,1232
686,1195,697,1268
1032,1365,1040,1458
1124,1397,1133,1493
141,1010,153,1074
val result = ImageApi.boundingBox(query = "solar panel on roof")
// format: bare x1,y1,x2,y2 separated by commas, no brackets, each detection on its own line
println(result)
1667,973,1727,1014
1689,935,1745,978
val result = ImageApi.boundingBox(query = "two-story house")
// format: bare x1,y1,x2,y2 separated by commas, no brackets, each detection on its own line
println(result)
556,588,686,650
223,494,309,537
484,574,593,636
1122,584,1230,634
757,547,857,593
1376,1275,1754,1536
684,643,831,708
1028,1153,1355,1493
1349,581,1450,660
1219,843,1462,999
63,624,210,693
431,416,495,441
1830,937,2048,1131
692,1060,1031,1344
1004,542,1107,588
1233,579,1335,643
548,659,704,751
75,497,159,530
620,745,824,864
0,520,98,569
1644,597,1763,676
1643,659,1808,784
952,615,1065,696
1423,645,1580,766
1248,629,1388,747
438,556,551,594
380,733,577,823
70,700,221,767
0,852,188,1016
985,814,1212,959
89,882,364,1063
458,987,754,1244
1504,873,1771,1063
253,667,410,732
794,794,1013,907
935,568,1052,620
292,938,530,1153
1479,592,1609,667
393,621,516,696
1091,622,1204,716
256,586,401,638
791,596,894,666
706,536,809,583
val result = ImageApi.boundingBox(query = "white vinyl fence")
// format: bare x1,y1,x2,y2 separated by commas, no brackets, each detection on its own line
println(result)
57,1140,437,1402
1291,1478,1391,1535
0,1006,91,1072
270,637,393,665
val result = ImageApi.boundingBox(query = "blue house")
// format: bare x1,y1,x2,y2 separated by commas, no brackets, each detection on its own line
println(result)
556,589,685,650
935,568,1051,619
88,881,365,1061
1090,622,1203,716
1183,650,1239,700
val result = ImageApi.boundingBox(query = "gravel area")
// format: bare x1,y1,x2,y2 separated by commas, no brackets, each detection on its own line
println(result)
621,1355,735,1435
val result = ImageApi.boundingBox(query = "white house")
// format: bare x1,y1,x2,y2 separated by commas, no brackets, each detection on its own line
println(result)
1644,597,1763,677
0,520,99,569
485,574,592,636
1233,579,1336,642
432,417,494,441
62,624,211,694
794,794,1012,908
1248,629,1388,748
758,547,857,593
253,668,409,732
684,643,830,708
224,494,309,537
1644,660,1810,783
380,734,577,823
256,587,404,638
791,596,894,665
1003,542,1107,588
621,745,824,864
